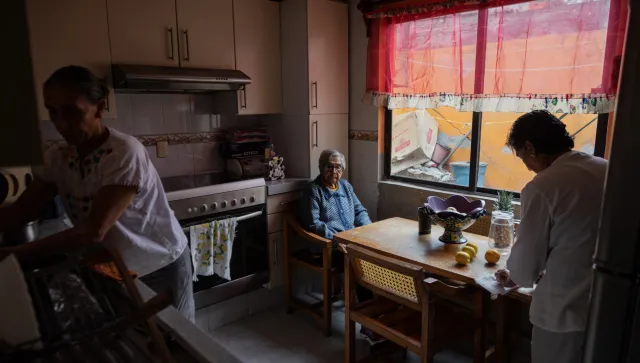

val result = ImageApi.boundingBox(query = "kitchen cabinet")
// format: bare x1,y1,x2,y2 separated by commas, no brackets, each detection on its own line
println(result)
176,0,235,69
267,232,284,289
233,0,282,114
27,0,117,120
277,0,349,178
108,0,234,69
307,0,348,115
309,114,349,180
107,0,179,67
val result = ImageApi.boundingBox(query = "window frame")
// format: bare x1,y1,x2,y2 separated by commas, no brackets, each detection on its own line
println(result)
383,5,611,197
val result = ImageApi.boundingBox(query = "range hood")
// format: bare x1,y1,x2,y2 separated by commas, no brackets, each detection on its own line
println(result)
112,64,250,93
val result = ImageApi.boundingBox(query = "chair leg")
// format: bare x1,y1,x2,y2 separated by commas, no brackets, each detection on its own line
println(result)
283,220,293,314
322,245,332,337
473,291,488,363
345,251,356,363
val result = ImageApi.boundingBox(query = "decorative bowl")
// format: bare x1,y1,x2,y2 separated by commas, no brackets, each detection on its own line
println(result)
425,195,486,244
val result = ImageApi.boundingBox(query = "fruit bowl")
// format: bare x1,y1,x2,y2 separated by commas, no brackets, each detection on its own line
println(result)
425,195,486,244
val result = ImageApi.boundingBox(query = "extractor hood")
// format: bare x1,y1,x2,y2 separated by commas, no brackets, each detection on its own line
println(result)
112,64,250,93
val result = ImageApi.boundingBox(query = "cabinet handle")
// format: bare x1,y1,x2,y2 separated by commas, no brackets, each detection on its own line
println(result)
312,121,318,147
105,97,110,112
311,82,318,109
274,239,278,267
183,29,190,61
242,87,247,109
168,27,175,60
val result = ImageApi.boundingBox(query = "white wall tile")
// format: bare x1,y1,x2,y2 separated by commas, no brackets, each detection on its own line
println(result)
160,94,190,134
192,142,225,174
104,93,133,134
131,94,163,135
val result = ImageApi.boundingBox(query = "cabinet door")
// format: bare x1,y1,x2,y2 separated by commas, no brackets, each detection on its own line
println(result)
309,114,349,179
307,0,348,115
176,0,235,69
267,232,284,289
107,0,179,66
27,0,116,121
234,0,282,114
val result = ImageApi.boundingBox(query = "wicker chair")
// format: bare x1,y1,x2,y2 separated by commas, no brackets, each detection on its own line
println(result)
465,215,492,237
344,244,489,363
282,213,342,336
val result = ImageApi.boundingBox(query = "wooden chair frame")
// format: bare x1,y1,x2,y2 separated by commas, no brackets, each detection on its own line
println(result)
344,244,489,363
283,213,340,336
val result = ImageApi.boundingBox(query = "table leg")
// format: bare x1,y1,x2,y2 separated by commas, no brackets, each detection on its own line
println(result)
496,296,508,363
344,252,356,363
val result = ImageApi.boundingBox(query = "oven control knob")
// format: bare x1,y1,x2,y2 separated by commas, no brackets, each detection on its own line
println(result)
221,201,227,208
200,204,208,212
211,202,217,210
187,208,193,213
240,197,246,205
249,196,256,203
231,199,237,207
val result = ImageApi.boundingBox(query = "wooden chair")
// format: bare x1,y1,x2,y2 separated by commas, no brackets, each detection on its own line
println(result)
344,244,489,363
282,213,342,336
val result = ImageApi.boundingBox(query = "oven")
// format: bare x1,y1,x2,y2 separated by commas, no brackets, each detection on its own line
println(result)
165,179,268,309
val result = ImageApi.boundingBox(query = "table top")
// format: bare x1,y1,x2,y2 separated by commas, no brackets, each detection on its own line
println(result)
334,217,533,301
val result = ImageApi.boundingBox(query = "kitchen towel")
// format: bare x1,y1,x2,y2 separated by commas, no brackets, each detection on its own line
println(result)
475,274,518,298
190,218,237,281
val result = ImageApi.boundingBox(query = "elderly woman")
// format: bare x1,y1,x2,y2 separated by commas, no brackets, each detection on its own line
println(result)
301,149,382,342
302,149,371,239
496,111,607,363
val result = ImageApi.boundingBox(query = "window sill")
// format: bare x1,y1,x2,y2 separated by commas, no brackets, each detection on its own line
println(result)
377,178,521,219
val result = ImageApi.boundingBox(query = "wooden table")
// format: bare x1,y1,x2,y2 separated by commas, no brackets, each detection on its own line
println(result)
334,217,534,363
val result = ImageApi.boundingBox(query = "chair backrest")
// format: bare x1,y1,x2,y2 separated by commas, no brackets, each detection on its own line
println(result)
465,215,491,237
346,244,425,311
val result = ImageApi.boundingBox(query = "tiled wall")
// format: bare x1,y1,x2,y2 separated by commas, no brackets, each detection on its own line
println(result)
40,94,269,178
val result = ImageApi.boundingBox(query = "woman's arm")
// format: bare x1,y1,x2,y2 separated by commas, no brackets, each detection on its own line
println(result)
4,185,137,264
505,184,551,287
301,186,338,240
0,179,57,233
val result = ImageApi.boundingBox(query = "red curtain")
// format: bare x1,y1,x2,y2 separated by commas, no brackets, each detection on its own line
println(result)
365,0,627,114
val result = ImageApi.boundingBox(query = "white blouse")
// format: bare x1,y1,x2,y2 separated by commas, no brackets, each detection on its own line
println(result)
39,128,187,276
506,151,608,332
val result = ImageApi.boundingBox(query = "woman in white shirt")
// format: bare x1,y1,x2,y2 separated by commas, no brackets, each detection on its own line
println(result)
496,110,607,363
0,66,193,321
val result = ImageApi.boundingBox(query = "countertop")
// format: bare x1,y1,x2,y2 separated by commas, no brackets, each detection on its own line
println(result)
265,178,309,196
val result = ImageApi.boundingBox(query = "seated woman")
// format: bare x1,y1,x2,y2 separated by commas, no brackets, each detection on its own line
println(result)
302,149,371,240
301,149,382,343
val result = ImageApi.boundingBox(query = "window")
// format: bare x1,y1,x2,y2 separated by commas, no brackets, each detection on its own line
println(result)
382,0,617,194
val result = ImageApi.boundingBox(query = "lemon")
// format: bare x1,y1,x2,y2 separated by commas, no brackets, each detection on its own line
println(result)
466,242,479,254
485,249,501,264
462,246,477,259
455,251,471,265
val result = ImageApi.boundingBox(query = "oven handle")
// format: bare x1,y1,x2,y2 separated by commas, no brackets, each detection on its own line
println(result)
181,210,263,233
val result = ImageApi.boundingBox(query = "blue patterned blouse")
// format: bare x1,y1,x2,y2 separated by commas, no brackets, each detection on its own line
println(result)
301,176,372,241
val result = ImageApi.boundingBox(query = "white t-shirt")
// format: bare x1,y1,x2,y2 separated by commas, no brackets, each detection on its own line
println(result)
39,128,187,276
506,151,608,332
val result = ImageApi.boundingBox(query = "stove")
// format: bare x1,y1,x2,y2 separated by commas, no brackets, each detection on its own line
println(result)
161,173,269,309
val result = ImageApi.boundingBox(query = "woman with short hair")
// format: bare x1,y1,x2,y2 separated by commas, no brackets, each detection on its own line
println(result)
497,110,608,363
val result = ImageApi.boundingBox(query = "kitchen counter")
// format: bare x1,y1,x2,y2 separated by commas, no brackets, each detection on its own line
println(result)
265,178,309,196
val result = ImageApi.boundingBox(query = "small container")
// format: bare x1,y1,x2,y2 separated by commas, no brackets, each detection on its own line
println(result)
418,207,431,235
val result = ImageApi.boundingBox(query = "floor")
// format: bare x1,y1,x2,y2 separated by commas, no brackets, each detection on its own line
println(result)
207,299,474,363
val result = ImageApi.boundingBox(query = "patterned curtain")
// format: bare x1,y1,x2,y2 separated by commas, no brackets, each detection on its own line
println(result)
364,0,627,114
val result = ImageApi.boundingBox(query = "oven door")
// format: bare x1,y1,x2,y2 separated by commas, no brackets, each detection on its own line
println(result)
181,205,268,309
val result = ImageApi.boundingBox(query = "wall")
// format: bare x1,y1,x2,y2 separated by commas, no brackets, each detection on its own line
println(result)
349,0,380,220
40,94,266,178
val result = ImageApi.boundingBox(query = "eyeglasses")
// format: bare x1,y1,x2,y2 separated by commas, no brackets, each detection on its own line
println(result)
324,164,344,172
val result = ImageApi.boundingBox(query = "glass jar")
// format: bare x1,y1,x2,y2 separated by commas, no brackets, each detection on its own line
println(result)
488,211,519,252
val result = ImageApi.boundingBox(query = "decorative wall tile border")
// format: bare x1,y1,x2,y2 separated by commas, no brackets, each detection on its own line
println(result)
349,130,378,141
44,131,226,149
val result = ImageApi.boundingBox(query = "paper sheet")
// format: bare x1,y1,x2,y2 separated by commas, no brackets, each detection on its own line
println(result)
475,274,518,298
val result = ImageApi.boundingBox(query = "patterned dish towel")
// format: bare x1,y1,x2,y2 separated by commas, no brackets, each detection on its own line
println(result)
190,218,237,281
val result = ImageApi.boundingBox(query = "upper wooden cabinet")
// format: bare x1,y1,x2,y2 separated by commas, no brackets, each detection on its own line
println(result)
27,0,117,121
234,0,282,115
108,0,235,69
177,0,235,69
307,0,348,115
107,0,179,67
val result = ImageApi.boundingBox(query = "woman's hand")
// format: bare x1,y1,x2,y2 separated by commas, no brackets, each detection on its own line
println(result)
495,268,518,288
